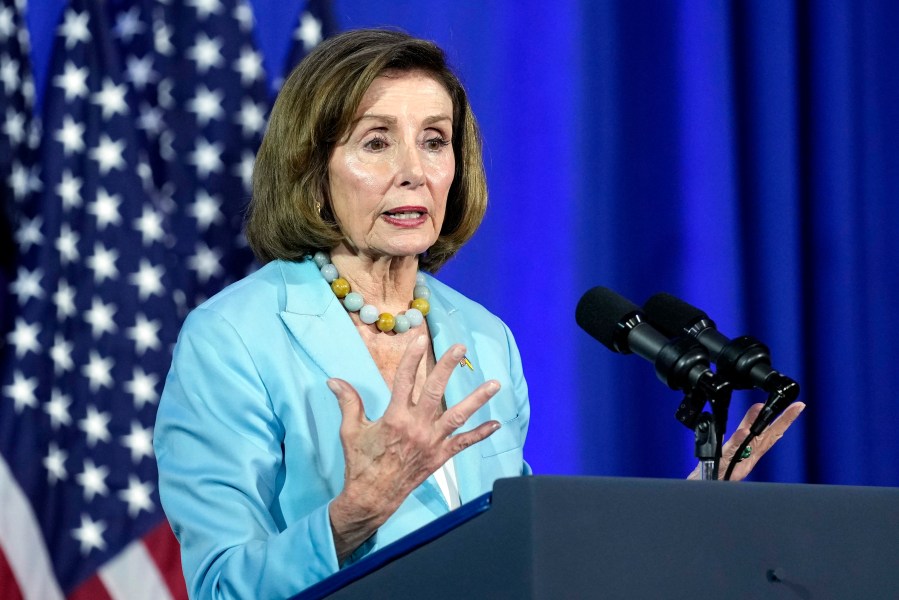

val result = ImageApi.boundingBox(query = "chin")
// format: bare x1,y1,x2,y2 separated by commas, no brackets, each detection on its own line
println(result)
382,235,437,258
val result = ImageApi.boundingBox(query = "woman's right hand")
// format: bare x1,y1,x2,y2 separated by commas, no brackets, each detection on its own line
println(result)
326,334,501,562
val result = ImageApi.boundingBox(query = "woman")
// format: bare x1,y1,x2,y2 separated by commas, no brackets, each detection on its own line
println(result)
154,29,802,599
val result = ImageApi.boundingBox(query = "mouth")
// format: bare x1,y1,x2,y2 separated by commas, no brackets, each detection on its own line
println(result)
383,206,428,219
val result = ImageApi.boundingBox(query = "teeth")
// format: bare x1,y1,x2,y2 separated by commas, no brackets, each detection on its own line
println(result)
388,212,422,219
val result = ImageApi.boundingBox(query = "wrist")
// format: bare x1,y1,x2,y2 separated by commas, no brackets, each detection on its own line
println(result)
329,490,390,563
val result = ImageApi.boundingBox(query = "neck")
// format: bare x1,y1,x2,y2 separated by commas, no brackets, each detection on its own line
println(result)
329,246,420,312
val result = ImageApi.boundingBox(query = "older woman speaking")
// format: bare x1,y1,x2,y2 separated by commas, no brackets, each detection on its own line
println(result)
154,29,528,599
154,28,801,599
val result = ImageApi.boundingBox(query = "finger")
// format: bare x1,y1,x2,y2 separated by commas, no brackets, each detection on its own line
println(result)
719,426,751,469
328,378,368,434
752,402,806,455
436,380,500,438
417,344,467,410
391,335,430,405
735,403,764,431
719,426,753,480
445,420,501,457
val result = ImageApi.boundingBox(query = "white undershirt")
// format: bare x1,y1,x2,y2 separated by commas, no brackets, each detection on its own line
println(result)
432,457,461,510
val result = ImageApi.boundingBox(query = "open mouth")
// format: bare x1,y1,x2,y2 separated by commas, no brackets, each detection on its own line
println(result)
384,211,424,220
383,207,428,220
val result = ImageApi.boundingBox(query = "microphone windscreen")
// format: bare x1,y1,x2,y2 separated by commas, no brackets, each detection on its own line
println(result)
575,286,640,351
642,293,709,337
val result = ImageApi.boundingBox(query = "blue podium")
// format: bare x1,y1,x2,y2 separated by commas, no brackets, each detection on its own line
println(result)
295,476,899,599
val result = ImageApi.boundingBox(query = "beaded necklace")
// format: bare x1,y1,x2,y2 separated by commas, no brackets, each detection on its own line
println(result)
313,251,430,334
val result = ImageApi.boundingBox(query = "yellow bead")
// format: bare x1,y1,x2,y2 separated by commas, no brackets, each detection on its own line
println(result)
331,278,350,298
376,313,396,332
410,297,430,316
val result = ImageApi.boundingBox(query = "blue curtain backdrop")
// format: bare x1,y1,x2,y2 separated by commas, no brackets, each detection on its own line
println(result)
22,0,899,486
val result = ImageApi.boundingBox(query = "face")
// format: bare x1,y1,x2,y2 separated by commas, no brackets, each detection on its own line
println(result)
328,70,455,261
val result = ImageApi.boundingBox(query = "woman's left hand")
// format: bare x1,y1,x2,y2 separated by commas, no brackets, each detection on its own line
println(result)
688,401,806,481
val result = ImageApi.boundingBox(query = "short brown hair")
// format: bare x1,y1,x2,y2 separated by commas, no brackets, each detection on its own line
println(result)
246,28,487,272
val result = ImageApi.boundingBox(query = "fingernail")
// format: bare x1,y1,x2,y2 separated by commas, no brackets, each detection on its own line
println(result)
492,421,502,431
487,380,500,394
452,345,466,359
326,379,341,394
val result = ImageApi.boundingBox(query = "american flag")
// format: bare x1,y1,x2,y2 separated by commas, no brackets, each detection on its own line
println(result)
0,1,333,598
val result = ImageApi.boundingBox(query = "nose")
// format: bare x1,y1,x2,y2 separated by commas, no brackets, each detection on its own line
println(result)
397,143,425,188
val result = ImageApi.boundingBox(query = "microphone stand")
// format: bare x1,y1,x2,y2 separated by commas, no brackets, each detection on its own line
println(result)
675,371,733,480
652,335,733,480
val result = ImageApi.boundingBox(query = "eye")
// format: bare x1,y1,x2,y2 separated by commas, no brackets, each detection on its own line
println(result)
363,135,389,152
423,136,450,152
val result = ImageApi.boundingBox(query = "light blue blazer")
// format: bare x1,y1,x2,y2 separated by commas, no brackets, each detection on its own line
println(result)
154,259,530,599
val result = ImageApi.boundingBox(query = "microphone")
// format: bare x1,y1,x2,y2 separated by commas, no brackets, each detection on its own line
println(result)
575,287,726,399
642,293,799,434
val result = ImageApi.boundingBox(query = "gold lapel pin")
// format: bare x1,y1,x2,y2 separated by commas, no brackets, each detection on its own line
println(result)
459,356,474,371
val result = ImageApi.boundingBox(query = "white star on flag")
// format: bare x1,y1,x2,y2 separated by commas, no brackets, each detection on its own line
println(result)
10,266,44,304
50,333,76,374
91,78,129,119
188,84,224,126
81,350,115,392
124,366,160,409
76,458,111,501
78,406,113,447
121,422,155,464
43,442,69,484
72,513,107,555
296,11,323,50
89,134,126,174
53,61,89,100
187,32,224,73
45,389,74,428
55,114,86,153
118,475,155,517
60,9,91,49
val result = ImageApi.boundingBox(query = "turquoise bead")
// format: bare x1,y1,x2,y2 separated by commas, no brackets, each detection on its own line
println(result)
343,292,364,312
359,305,379,324
413,284,430,300
405,308,424,327
393,314,411,333
416,272,427,286
320,263,338,282
313,251,330,268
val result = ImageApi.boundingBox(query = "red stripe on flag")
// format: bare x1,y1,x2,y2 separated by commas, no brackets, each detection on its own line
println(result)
68,574,113,600
0,546,24,600
143,521,188,600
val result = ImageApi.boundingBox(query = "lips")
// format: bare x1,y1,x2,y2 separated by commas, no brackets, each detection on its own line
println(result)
383,206,428,218
381,206,429,227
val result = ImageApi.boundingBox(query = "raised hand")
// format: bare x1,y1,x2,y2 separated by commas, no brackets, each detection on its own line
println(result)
689,401,806,481
327,335,500,561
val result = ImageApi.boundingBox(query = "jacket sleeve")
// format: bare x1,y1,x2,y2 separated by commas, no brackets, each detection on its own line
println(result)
154,307,345,599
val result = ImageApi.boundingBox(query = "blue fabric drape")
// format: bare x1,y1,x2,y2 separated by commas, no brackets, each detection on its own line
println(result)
21,0,899,486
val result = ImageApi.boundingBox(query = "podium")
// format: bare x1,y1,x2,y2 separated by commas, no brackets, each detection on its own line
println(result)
296,476,899,599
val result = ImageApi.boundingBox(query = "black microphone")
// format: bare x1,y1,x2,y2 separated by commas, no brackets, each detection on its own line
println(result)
643,293,799,434
575,287,725,398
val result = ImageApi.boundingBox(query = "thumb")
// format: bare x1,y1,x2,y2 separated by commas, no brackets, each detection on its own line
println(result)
328,378,366,429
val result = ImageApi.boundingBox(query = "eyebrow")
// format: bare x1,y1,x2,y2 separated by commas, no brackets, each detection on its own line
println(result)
357,113,452,126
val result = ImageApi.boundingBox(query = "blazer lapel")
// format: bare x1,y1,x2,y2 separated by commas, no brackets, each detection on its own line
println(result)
277,261,391,421
425,280,489,504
